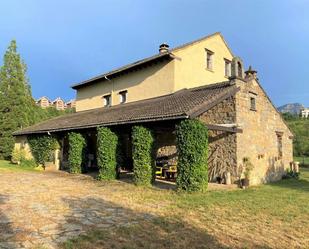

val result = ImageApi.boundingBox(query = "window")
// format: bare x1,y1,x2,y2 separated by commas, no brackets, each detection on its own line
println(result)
224,59,231,77
249,92,257,111
119,90,127,104
205,49,214,70
237,61,242,77
103,94,111,107
250,97,256,111
276,132,283,158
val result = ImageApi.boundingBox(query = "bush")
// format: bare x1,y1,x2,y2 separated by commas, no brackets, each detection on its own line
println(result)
68,132,86,174
11,148,26,164
97,127,118,180
132,126,154,186
20,158,37,168
176,119,208,192
28,135,59,166
282,169,300,180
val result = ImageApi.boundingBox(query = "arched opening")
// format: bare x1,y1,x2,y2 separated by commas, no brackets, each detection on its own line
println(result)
237,61,242,78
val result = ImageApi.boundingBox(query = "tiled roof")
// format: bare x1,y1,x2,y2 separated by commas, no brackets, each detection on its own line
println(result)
13,81,239,136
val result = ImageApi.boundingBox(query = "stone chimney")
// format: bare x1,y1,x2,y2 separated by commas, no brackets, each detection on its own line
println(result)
245,65,258,80
159,43,169,53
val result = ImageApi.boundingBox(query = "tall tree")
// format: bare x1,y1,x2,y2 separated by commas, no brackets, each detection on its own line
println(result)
0,40,41,159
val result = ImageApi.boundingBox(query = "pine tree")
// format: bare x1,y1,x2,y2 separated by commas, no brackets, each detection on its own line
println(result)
0,40,41,159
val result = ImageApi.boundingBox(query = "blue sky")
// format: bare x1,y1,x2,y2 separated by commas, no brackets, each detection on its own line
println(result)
0,0,308,106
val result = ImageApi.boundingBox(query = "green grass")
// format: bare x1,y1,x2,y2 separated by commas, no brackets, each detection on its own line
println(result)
0,160,42,172
62,168,309,249
294,156,309,166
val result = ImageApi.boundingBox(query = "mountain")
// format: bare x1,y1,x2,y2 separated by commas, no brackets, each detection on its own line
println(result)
277,103,304,115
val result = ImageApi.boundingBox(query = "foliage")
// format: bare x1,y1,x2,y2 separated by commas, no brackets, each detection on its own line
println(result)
242,157,254,179
28,135,59,166
68,132,86,174
282,169,300,180
176,119,208,192
132,126,154,186
11,147,26,164
284,116,309,157
0,40,45,159
97,127,118,180
20,158,37,168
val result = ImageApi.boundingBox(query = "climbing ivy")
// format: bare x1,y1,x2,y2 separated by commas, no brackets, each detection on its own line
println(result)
176,119,208,192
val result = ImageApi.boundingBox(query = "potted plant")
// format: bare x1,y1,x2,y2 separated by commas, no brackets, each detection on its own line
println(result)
241,157,254,188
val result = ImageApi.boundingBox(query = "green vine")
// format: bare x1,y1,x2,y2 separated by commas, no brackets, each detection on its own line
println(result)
176,119,208,192
28,135,59,166
68,132,86,174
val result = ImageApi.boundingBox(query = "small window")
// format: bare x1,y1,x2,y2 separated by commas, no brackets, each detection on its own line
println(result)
119,90,127,104
250,97,256,111
237,61,242,77
224,59,231,77
103,94,111,107
276,132,283,158
205,49,214,70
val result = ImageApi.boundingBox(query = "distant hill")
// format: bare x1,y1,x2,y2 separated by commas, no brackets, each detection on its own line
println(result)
277,103,304,115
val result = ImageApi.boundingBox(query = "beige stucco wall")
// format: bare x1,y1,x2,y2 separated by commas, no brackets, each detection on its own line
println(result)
173,34,233,91
75,33,233,112
235,78,293,185
14,136,33,160
76,60,175,112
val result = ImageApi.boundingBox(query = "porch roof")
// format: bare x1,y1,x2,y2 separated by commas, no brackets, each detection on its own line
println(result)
13,81,240,136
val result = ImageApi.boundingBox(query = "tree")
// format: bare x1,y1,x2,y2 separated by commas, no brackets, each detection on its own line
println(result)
0,40,41,159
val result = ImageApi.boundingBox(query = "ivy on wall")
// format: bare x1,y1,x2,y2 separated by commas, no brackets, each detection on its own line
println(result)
132,125,155,186
96,127,118,180
28,135,59,166
68,132,86,174
176,119,208,192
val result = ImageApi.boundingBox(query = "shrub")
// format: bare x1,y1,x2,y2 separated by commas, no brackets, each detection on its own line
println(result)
28,135,59,166
97,127,118,180
132,126,154,186
11,148,26,164
176,119,208,192
282,169,300,180
68,132,86,174
20,158,37,168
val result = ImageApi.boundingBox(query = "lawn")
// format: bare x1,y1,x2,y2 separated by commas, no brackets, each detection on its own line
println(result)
0,160,42,172
294,156,309,166
63,168,309,249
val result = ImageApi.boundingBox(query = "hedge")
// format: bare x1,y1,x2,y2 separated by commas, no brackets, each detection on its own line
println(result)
132,126,154,186
176,119,208,192
97,127,118,180
28,135,59,167
68,132,86,174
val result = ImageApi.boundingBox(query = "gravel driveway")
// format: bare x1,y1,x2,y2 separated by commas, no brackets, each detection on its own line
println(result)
0,171,151,249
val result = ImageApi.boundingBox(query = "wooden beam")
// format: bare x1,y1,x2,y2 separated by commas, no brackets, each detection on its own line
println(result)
205,124,243,133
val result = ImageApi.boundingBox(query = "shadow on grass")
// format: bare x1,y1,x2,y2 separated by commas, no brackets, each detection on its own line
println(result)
267,167,309,192
59,196,227,249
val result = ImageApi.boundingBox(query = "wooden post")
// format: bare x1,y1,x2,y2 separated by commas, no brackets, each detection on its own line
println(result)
293,162,300,173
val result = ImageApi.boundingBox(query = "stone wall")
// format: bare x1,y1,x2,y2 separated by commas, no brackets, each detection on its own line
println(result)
154,130,177,165
198,96,238,182
235,77,293,185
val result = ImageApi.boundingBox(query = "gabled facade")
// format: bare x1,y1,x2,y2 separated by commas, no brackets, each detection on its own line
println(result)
14,32,293,185
73,33,233,112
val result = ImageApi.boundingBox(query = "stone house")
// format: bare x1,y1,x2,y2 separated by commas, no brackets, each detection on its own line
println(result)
13,32,293,185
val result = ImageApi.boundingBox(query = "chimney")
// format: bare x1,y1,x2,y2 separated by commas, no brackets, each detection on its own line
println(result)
159,43,169,53
245,65,258,80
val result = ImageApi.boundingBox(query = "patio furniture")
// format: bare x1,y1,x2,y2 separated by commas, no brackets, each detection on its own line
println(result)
155,166,163,177
165,165,177,179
